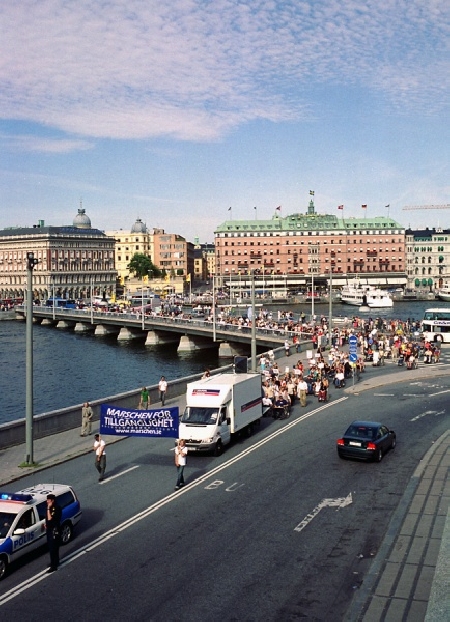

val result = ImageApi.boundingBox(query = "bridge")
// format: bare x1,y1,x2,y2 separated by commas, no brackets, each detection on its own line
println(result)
15,306,312,358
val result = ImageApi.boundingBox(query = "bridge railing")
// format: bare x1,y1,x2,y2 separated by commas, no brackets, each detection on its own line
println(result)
23,306,316,342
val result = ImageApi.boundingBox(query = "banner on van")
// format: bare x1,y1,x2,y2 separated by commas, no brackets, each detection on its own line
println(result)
100,404,179,437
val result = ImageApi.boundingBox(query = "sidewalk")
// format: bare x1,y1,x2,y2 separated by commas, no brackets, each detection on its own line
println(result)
1,350,448,620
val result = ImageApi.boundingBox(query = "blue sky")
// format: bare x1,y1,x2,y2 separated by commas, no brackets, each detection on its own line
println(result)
1,0,448,243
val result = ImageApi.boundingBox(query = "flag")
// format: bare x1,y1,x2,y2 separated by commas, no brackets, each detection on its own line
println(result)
310,190,315,196
338,205,344,210
254,206,257,210
361,204,367,209
185,274,191,282
228,206,232,211
276,205,281,211
385,204,390,208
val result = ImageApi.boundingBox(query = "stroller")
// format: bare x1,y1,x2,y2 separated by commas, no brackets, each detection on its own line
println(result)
397,353,405,366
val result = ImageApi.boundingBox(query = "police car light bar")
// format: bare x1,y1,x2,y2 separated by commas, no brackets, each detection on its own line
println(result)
0,492,34,502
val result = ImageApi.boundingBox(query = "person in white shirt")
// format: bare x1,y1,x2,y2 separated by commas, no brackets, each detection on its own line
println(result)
174,439,188,490
158,376,168,406
93,433,106,482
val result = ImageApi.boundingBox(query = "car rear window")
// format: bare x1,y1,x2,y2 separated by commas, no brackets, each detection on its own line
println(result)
346,426,376,439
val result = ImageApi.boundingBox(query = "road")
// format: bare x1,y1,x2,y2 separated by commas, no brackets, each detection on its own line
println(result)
0,375,449,621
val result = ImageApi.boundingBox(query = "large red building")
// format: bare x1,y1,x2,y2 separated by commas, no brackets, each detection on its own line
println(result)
214,201,406,287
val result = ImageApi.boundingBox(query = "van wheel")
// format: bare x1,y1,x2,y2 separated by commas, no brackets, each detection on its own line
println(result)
0,556,8,580
214,440,223,456
60,522,73,545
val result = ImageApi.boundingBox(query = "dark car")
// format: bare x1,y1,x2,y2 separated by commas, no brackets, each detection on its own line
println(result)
336,420,396,462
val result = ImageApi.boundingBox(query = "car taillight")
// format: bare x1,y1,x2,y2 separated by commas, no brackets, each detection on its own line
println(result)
367,442,376,450
337,439,344,446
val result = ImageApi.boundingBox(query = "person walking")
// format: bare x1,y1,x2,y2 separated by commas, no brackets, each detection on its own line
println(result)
80,401,93,436
297,377,308,407
174,439,188,490
45,494,62,573
158,376,167,406
94,433,106,482
140,386,149,409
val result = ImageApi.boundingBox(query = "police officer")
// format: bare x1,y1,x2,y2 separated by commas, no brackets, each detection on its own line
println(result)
46,493,62,573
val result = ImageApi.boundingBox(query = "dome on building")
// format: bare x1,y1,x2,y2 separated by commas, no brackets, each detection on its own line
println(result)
131,218,147,234
73,208,92,229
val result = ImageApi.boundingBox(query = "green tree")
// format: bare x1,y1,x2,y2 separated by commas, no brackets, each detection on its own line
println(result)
127,253,162,279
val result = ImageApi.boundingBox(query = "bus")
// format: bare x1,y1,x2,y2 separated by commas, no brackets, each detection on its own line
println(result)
46,298,77,309
422,308,450,343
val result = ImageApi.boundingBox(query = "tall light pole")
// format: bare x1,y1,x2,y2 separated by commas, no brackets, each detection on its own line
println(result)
25,251,38,465
250,270,257,371
212,274,217,342
328,266,333,347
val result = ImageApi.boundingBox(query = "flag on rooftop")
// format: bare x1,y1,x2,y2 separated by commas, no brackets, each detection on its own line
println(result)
310,190,315,196
338,205,344,210
385,204,390,208
361,204,367,209
276,205,281,211
228,206,232,211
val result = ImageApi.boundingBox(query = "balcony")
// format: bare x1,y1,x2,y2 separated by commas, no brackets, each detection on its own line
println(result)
366,251,378,257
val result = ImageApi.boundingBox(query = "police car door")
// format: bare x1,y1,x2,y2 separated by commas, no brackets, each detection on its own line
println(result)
10,508,45,562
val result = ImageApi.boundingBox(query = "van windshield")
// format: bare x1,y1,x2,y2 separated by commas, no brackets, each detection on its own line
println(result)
182,407,219,424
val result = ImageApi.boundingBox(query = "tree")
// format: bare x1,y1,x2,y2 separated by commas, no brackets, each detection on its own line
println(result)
127,254,162,279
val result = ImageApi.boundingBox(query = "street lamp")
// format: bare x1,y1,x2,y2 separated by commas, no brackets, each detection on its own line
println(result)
25,251,39,465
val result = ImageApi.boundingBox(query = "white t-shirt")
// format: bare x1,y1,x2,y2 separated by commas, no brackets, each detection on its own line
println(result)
94,439,105,456
176,445,187,466
159,379,167,392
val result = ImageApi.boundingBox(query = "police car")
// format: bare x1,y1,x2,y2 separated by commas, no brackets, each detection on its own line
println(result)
0,483,81,580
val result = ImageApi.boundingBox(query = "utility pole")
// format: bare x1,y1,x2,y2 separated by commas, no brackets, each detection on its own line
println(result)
25,251,39,465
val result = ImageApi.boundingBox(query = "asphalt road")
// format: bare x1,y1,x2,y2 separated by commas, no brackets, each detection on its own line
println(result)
1,375,449,621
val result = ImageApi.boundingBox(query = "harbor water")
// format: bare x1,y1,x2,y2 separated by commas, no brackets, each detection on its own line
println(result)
0,299,448,426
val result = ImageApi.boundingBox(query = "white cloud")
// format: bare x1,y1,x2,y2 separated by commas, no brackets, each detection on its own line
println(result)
0,134,94,153
0,0,448,144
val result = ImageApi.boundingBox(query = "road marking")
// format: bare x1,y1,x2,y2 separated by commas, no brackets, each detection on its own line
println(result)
373,393,395,397
98,465,139,484
403,394,423,397
294,493,353,533
410,410,445,422
0,397,348,606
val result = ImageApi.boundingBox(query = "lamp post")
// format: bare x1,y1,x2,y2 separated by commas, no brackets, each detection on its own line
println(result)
212,274,216,342
328,266,333,347
25,251,39,465
250,270,257,371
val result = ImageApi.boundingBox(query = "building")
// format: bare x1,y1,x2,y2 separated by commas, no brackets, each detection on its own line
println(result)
0,208,117,300
405,227,450,291
193,239,215,283
105,218,150,285
105,221,195,295
152,229,194,280
214,200,406,288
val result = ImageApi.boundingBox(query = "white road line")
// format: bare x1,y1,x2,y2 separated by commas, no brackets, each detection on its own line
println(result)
373,393,395,397
294,492,353,532
0,397,348,607
99,465,139,484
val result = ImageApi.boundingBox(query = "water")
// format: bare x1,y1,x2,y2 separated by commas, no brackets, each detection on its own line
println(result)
0,321,222,425
1,298,448,425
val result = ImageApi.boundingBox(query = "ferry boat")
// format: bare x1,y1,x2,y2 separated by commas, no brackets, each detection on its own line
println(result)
436,284,450,302
340,280,393,308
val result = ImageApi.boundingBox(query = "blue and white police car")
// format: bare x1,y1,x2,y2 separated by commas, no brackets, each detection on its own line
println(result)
0,483,81,580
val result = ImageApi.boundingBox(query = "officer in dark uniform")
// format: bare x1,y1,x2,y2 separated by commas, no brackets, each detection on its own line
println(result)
46,493,62,573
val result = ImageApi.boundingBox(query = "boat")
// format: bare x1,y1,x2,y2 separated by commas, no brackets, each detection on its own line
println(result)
436,284,450,302
340,280,393,308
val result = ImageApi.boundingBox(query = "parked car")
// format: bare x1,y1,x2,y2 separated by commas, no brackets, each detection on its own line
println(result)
0,483,81,580
336,420,396,462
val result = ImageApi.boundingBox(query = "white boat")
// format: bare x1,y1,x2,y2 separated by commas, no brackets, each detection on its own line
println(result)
436,285,450,302
340,280,393,308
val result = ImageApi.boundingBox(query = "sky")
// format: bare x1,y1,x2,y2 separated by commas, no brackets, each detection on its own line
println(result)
0,0,449,243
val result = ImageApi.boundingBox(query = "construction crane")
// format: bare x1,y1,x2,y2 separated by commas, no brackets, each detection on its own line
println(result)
403,204,450,210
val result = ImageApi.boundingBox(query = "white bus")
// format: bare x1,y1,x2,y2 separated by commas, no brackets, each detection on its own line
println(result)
422,308,450,343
